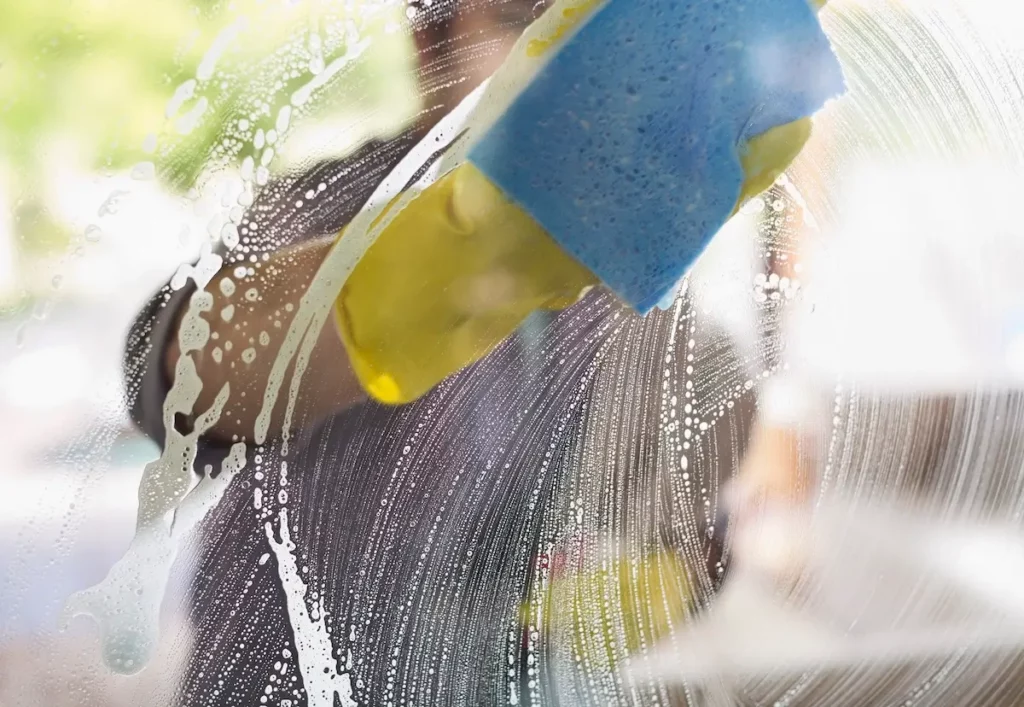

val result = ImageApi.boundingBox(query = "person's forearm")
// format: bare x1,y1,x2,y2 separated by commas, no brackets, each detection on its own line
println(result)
728,370,830,517
165,235,366,443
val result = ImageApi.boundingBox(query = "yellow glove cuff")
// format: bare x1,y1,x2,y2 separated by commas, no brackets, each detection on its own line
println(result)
334,164,597,406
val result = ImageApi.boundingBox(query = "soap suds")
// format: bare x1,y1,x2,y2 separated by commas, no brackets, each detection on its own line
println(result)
266,508,357,707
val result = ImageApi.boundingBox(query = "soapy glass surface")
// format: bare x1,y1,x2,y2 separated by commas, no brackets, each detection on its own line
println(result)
4,1,1024,706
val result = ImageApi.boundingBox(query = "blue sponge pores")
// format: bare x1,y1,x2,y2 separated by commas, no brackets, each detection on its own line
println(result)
469,0,846,313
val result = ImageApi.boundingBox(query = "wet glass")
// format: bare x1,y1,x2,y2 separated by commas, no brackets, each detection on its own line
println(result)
4,1,1024,706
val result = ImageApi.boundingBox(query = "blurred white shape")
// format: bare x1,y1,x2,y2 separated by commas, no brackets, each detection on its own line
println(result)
690,207,761,372
927,526,1024,619
630,497,1024,684
0,466,143,529
2,345,89,410
42,139,236,308
788,159,1024,393
950,0,1024,52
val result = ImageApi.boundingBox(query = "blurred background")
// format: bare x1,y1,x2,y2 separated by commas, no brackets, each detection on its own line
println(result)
0,1,420,702
5,0,1024,705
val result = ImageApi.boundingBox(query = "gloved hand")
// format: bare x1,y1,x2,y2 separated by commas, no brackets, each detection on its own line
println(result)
334,0,831,406
524,545,694,658
336,113,815,406
334,163,598,405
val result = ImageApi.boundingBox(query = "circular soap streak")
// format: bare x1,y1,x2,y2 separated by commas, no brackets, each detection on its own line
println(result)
725,1,1024,705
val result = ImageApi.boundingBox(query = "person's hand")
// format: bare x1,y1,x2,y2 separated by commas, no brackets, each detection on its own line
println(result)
724,421,817,586
336,0,832,407
737,118,812,209
734,0,833,207
727,422,812,520
335,163,598,405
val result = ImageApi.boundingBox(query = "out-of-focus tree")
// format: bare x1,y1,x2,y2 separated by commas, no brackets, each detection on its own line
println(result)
0,0,418,260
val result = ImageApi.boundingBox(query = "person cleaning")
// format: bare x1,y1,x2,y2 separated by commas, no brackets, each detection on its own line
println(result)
144,0,845,693
333,0,846,405
330,2,844,678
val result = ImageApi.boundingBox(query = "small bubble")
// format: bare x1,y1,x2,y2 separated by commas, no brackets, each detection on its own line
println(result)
131,161,156,180
221,223,240,249
32,299,51,321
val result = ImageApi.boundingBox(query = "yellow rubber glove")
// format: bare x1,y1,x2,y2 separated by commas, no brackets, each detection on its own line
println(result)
523,547,694,659
335,163,598,404
334,0,828,406
336,117,814,406
737,118,812,209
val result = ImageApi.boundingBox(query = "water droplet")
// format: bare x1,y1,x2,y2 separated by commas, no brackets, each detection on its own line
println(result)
97,190,129,217
131,161,156,180
221,223,239,249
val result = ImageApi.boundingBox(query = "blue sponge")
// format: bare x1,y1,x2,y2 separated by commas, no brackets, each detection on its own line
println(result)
470,0,845,313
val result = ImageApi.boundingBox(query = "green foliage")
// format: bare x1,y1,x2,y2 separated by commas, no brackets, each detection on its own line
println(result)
0,0,418,192
2,0,202,173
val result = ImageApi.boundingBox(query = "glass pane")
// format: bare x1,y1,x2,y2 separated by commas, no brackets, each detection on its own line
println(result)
4,1,1024,705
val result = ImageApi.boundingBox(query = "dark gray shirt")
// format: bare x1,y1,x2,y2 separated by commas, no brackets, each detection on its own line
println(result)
121,132,620,705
